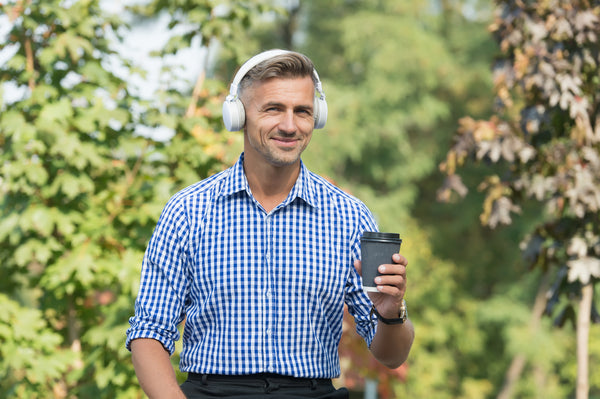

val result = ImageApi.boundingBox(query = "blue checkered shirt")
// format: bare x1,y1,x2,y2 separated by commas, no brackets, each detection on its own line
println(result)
126,154,378,378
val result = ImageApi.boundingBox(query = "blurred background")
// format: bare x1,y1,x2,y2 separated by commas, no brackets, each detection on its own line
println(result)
1,0,599,398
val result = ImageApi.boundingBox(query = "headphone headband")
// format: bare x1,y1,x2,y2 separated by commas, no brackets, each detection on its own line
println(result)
228,49,291,99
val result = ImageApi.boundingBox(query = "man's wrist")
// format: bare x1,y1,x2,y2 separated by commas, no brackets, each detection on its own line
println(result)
370,299,408,325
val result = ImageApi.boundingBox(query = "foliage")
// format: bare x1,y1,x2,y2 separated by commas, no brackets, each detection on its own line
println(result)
0,0,261,396
128,0,284,80
300,0,459,217
1,0,152,395
439,0,600,396
439,0,600,323
0,293,75,398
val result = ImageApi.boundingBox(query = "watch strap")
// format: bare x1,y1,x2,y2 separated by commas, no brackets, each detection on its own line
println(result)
370,300,407,325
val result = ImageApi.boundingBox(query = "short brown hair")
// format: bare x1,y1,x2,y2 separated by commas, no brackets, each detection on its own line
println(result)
238,51,317,96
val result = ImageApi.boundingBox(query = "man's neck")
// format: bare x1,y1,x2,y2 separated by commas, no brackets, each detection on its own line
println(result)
243,156,300,213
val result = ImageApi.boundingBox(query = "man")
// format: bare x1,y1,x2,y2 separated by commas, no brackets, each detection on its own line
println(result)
126,49,414,398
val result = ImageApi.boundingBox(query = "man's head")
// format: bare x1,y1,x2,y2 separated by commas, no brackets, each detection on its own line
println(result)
222,49,327,132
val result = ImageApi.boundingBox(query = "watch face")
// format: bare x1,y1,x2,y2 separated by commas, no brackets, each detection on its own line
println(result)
400,299,408,320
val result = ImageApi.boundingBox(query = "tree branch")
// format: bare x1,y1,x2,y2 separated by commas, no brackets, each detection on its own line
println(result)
576,283,592,399
497,270,550,399
24,38,35,90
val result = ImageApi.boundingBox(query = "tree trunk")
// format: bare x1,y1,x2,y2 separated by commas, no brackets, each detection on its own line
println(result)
496,271,549,399
68,295,84,370
576,282,592,399
496,355,526,399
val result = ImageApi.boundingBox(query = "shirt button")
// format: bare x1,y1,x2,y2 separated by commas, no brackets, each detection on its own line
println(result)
266,290,272,298
266,328,272,334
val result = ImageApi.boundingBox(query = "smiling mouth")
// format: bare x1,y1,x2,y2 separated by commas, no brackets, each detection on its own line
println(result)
272,136,298,144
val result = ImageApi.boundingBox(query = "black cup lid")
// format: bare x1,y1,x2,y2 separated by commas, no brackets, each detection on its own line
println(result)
361,231,401,242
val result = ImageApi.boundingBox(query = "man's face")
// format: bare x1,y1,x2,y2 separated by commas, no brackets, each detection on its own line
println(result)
241,76,315,168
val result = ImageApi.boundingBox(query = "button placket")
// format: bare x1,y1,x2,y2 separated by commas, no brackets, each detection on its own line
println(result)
263,213,276,371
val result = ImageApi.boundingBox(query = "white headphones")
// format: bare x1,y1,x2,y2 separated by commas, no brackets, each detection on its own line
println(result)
222,49,328,132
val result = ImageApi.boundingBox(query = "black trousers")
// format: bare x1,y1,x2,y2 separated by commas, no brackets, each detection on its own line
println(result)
180,373,350,399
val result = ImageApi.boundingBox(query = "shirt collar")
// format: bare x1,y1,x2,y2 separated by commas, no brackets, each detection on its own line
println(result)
221,153,319,209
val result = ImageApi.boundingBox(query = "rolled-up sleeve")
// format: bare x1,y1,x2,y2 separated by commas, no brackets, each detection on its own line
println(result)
345,204,379,348
126,197,191,355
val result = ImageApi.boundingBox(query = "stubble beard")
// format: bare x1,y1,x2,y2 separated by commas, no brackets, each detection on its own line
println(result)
247,132,308,168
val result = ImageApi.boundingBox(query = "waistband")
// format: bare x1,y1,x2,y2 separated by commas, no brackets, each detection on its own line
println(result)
187,373,332,388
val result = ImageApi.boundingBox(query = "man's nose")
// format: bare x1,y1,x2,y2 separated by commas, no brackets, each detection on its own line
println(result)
278,110,297,133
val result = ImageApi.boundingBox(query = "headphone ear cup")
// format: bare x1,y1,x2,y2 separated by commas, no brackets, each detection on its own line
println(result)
313,97,328,129
222,98,246,131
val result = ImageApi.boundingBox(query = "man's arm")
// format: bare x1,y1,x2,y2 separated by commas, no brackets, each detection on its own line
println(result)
130,338,187,399
369,318,415,368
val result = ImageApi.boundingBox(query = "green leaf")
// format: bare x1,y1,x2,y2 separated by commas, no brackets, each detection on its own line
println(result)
31,207,55,236
0,213,19,241
37,98,74,127
52,173,95,199
38,46,60,68
0,109,27,136
50,131,81,159
73,111,97,132
13,241,35,267
25,162,49,186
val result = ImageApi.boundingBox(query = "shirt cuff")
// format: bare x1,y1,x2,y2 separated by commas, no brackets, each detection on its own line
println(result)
125,328,176,355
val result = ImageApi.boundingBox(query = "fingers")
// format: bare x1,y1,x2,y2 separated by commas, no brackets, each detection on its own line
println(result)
374,266,405,286
374,257,407,295
392,253,408,267
356,254,408,295
374,283,405,297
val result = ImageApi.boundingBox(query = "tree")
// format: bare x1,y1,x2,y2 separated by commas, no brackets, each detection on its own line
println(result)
0,0,271,396
1,0,155,395
439,1,600,397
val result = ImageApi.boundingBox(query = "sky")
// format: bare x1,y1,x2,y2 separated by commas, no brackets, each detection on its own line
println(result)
0,0,210,139
0,0,209,100
101,0,209,100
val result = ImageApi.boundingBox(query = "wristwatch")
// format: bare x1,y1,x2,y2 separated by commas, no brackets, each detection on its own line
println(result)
371,299,408,325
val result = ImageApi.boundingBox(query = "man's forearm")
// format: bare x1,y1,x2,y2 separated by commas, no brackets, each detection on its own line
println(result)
369,319,415,369
130,338,187,399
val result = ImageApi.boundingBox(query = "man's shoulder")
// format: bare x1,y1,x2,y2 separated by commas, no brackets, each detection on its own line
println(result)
305,170,378,232
168,167,232,206
306,170,367,209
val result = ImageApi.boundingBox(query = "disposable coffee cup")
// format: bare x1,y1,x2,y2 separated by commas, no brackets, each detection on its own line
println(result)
360,231,402,292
